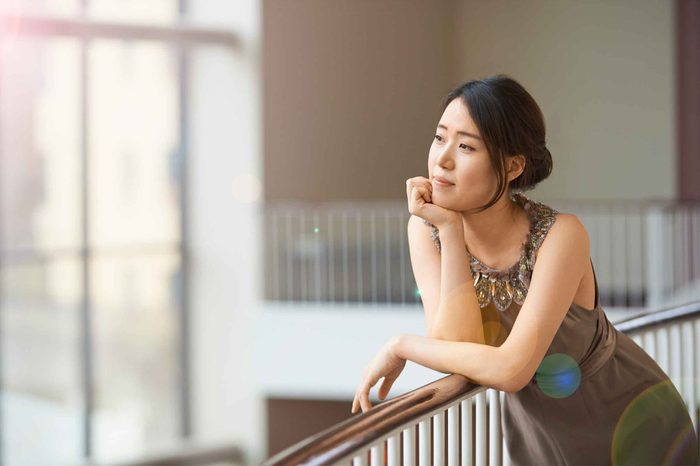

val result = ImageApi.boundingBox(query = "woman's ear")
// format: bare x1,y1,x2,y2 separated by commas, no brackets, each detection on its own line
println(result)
506,154,526,182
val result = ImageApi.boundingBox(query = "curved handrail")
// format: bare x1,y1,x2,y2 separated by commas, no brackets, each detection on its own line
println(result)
613,300,700,333
262,300,700,466
262,374,485,466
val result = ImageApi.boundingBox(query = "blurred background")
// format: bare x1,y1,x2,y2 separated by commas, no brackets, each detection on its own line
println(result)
0,0,697,465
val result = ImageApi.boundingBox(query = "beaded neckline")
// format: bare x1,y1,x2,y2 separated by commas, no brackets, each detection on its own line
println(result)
422,191,560,311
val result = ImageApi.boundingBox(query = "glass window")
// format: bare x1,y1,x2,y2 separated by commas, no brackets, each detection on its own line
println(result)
87,39,181,249
91,253,181,461
87,0,179,25
1,258,83,465
0,0,80,17
0,38,82,252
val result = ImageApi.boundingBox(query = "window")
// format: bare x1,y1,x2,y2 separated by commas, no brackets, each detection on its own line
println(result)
0,5,192,464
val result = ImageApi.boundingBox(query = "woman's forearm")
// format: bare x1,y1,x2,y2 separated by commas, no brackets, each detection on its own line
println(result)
394,334,515,392
431,223,486,344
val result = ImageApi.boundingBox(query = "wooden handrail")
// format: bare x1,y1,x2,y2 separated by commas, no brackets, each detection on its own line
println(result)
263,374,483,466
613,300,700,333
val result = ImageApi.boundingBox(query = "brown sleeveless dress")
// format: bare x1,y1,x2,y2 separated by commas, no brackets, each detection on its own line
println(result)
423,192,699,465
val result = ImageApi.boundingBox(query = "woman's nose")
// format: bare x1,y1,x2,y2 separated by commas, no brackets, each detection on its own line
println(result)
435,147,453,168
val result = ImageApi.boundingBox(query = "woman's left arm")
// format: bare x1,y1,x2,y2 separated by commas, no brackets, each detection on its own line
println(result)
352,214,590,414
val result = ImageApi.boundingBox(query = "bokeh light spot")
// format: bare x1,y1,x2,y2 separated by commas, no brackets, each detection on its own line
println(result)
611,378,699,465
535,353,581,399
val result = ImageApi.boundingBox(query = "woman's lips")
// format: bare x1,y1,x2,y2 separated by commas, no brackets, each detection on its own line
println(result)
433,177,455,187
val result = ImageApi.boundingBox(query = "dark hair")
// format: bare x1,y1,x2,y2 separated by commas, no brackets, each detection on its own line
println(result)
442,74,553,213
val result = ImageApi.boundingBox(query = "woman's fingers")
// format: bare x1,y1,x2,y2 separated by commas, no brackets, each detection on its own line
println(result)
406,177,432,199
350,381,373,413
378,376,395,400
359,383,373,412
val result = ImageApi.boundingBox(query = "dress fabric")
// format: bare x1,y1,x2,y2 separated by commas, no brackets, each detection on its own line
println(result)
423,192,699,465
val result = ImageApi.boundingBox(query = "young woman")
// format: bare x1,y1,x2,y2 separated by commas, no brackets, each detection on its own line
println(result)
350,75,699,464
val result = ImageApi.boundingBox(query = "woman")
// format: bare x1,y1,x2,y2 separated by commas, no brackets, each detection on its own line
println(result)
350,75,699,464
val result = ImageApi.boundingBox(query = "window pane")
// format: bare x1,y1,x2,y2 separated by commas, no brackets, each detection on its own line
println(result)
0,0,79,16
87,0,179,25
1,258,82,465
92,252,181,462
0,37,82,252
87,39,181,249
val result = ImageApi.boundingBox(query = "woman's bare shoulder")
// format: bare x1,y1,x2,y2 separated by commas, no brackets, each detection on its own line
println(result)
538,212,589,257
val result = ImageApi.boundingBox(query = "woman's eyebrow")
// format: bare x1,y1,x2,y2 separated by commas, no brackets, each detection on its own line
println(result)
437,124,482,140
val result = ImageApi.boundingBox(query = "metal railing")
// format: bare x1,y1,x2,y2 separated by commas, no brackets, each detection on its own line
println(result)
263,198,700,309
262,301,700,466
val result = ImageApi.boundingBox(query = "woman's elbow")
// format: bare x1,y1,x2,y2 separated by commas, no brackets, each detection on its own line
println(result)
500,378,528,394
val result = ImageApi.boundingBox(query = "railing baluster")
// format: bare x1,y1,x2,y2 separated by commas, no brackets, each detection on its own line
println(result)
489,389,501,466
694,320,700,433
285,210,293,303
300,212,307,302
681,321,695,430
500,390,511,466
643,331,656,359
419,417,431,466
385,212,392,303
670,325,682,388
433,411,445,466
387,432,400,466
403,425,416,466
476,391,487,466
342,211,349,305
447,404,459,466
399,212,407,306
370,440,384,466
356,211,363,303
461,398,473,466
327,210,335,302
352,450,368,466
368,209,376,305
657,326,670,374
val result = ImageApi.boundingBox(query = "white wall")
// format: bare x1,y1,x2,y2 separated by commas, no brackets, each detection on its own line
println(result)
450,0,676,201
187,0,265,464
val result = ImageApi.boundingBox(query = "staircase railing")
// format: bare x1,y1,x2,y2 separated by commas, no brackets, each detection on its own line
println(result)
262,301,700,466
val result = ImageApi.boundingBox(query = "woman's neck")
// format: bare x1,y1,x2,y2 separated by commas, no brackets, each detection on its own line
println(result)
460,193,530,269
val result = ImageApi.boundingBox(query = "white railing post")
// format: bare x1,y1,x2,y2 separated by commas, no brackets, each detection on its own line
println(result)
419,417,431,466
461,398,473,466
352,450,368,466
447,405,459,466
476,391,487,466
403,425,416,466
387,432,400,466
433,411,445,466
645,205,667,307
488,389,502,466
370,440,384,466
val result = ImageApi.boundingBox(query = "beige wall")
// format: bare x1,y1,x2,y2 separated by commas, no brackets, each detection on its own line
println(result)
264,0,676,202
450,0,675,201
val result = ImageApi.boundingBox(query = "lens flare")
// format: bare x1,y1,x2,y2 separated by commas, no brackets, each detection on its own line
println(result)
534,353,581,399
611,377,699,465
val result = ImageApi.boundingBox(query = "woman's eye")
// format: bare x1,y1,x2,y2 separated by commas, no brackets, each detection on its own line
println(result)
460,144,474,151
433,134,443,142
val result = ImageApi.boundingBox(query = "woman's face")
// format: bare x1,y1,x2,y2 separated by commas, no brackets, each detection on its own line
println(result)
428,98,500,212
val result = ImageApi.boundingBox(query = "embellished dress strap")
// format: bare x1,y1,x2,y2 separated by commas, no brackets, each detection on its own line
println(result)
421,192,560,311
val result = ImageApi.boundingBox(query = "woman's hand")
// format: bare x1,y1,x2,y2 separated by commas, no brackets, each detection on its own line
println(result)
406,176,461,228
351,336,407,414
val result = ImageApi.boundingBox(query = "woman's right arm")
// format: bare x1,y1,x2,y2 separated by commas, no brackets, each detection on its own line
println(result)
407,215,486,345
